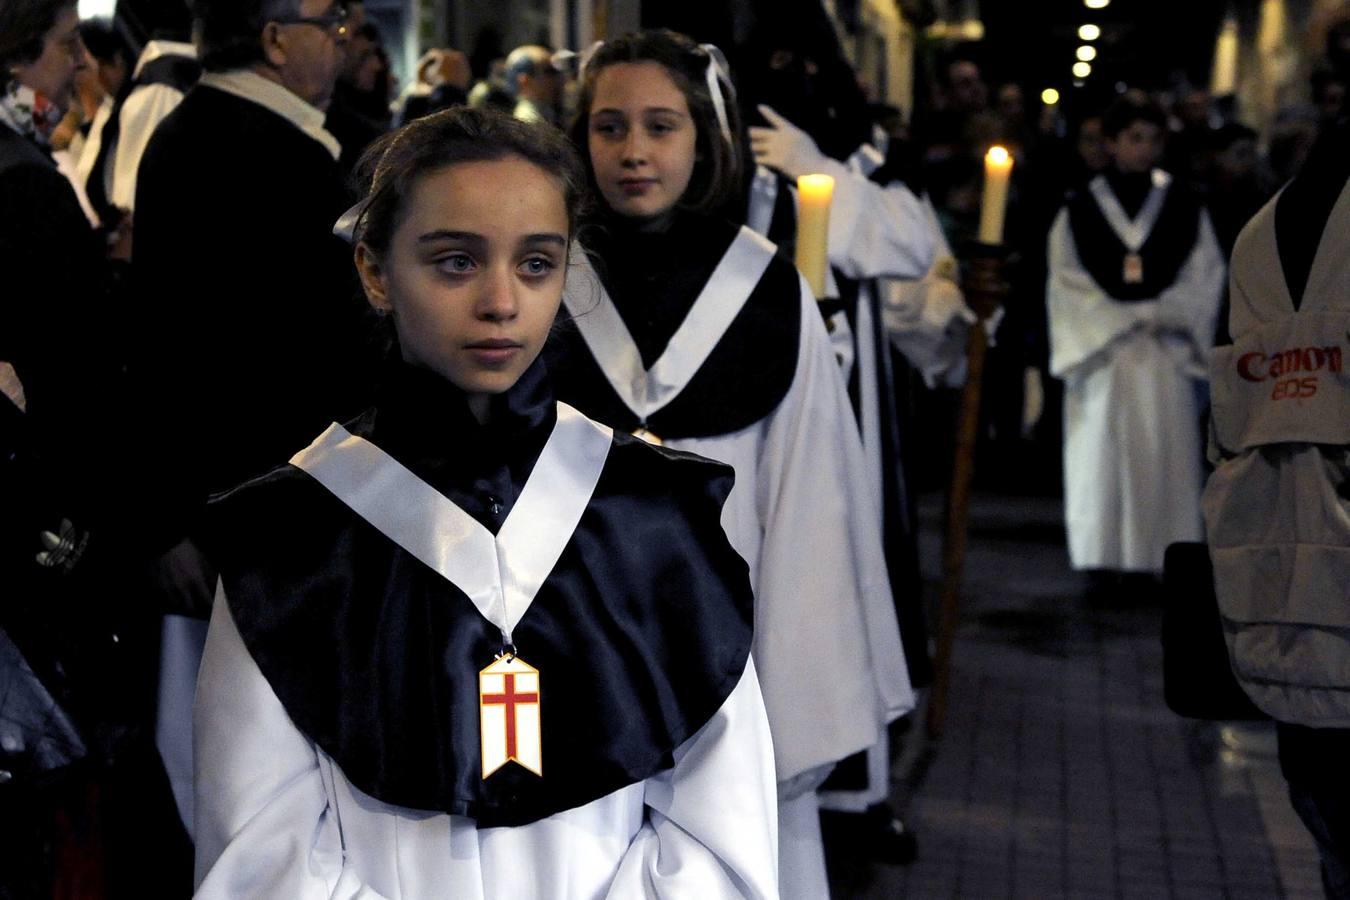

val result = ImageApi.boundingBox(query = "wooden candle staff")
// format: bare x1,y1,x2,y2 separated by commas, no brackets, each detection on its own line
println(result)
927,147,1013,738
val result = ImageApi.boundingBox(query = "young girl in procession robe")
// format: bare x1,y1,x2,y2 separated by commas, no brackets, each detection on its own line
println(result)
545,30,914,896
191,107,780,899
1046,92,1224,583
744,76,944,850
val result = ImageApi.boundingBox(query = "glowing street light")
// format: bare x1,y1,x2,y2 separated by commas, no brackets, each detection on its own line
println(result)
1085,0,1110,9
1077,45,1098,62
1073,61,1093,78
1041,88,1061,105
1079,23,1101,41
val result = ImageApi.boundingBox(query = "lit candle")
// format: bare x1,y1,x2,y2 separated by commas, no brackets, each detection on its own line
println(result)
978,146,1013,245
795,174,835,299
1210,17,1239,96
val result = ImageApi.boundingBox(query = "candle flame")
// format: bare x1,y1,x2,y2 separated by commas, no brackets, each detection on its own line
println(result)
987,146,1010,165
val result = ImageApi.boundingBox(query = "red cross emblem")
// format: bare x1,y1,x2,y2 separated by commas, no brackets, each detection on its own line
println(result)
479,656,542,777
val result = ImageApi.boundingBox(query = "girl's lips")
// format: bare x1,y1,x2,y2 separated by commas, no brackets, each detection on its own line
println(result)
618,178,658,196
465,340,524,367
466,339,522,349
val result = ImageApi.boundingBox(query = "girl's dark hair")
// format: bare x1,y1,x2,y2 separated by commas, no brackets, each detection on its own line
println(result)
1102,90,1168,139
568,29,744,217
352,105,589,255
0,0,73,71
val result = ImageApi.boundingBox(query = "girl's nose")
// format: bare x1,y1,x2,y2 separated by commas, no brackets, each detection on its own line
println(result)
620,131,647,166
477,265,519,320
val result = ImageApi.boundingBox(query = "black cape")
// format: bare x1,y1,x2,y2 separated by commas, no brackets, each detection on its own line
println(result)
1065,170,1204,302
546,212,800,439
1275,119,1350,311
203,360,755,827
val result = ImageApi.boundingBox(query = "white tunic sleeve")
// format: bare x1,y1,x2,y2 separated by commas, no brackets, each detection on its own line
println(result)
607,656,780,899
751,276,916,784
1047,207,1224,381
880,199,976,387
193,589,387,899
111,83,186,210
1155,210,1225,363
810,155,935,281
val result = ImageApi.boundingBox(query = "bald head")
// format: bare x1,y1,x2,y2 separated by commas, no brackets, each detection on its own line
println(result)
504,44,557,101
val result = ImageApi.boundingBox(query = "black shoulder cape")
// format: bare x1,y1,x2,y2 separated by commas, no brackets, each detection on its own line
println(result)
203,363,754,827
546,213,800,439
1066,171,1203,302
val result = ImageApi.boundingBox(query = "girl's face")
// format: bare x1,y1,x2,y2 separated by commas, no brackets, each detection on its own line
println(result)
587,61,698,225
356,156,569,408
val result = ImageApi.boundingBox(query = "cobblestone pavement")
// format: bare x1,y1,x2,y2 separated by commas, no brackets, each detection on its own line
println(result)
824,494,1323,900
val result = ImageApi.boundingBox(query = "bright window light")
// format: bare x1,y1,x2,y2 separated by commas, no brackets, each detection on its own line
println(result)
77,0,115,18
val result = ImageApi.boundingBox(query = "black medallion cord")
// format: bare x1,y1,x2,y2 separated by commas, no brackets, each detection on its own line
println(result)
204,356,755,826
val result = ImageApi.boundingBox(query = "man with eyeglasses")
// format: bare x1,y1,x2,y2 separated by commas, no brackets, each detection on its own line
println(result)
130,0,384,845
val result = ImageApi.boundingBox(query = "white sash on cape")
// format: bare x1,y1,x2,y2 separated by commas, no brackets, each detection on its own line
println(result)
290,402,613,641
1087,168,1171,252
563,227,776,423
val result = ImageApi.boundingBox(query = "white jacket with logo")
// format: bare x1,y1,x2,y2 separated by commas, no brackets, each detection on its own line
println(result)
1203,176,1350,725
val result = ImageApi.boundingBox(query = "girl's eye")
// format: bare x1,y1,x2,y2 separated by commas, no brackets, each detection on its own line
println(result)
520,257,556,277
649,120,675,135
438,253,475,274
592,120,624,138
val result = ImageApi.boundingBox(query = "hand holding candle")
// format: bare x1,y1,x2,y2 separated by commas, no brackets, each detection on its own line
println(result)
795,174,835,299
978,146,1013,245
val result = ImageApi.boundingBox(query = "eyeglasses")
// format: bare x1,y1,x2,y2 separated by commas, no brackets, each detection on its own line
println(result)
273,2,350,36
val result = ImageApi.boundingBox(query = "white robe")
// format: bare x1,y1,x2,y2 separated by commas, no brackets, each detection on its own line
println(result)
73,95,113,225
1047,172,1225,573
878,200,977,390
194,405,779,899
110,40,196,211
748,150,940,813
564,230,915,896
194,596,779,900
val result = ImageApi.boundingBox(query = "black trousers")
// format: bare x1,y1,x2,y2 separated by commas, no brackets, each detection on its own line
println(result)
1278,722,1350,899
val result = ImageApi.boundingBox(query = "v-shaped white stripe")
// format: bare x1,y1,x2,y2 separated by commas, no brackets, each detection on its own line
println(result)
289,402,613,642
746,165,780,237
563,226,777,421
1088,169,1171,252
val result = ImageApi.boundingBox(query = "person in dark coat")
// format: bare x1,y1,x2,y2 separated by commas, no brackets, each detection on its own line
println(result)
134,0,384,505
0,1,190,895
131,0,388,842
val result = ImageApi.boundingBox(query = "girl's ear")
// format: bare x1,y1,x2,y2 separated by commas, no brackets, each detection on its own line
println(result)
354,242,392,314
